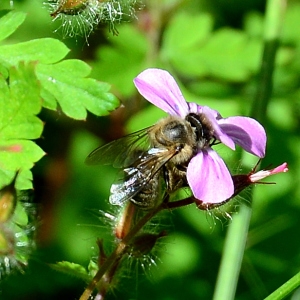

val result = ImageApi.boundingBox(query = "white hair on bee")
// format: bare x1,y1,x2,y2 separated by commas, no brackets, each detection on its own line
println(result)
44,0,143,40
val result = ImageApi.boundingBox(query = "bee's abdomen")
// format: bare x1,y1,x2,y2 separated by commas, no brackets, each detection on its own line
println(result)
131,172,162,209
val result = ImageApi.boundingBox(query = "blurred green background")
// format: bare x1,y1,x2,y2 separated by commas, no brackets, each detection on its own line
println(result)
0,0,299,299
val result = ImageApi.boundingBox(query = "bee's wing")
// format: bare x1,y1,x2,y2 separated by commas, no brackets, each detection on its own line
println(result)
85,127,152,168
109,148,176,206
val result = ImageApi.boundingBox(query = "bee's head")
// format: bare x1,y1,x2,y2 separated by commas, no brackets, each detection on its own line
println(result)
185,113,215,148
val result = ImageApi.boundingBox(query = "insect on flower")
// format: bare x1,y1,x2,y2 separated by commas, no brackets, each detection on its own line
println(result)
86,68,267,209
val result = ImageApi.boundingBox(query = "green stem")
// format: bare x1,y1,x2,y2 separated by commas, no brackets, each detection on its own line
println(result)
213,0,286,299
264,272,300,300
79,203,164,300
251,0,285,123
79,194,201,299
213,202,253,300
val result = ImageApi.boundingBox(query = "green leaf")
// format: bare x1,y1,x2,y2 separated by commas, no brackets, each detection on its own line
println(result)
0,62,45,188
0,10,27,42
162,13,262,81
162,13,214,77
0,62,8,78
0,63,43,139
0,169,33,191
0,140,45,170
91,25,148,97
244,11,264,39
40,87,57,110
0,38,70,67
0,12,119,120
196,28,261,81
37,60,120,119
162,12,213,53
50,261,91,283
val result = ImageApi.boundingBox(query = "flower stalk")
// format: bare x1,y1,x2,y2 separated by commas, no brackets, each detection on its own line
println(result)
79,200,165,300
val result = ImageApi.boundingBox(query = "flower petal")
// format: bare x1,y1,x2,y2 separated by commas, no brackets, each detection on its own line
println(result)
187,102,202,114
187,148,234,204
134,69,189,116
218,116,266,158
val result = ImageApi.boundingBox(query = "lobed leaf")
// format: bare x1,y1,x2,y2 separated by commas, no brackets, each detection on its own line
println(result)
0,12,119,120
37,60,120,120
0,62,45,188
0,10,119,191
0,10,27,42
0,169,33,192
50,261,91,283
0,38,70,67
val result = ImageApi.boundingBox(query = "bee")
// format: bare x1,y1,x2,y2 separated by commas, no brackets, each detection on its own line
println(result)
85,113,215,209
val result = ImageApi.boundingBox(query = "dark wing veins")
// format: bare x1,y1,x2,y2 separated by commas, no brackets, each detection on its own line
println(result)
109,148,176,206
85,127,152,168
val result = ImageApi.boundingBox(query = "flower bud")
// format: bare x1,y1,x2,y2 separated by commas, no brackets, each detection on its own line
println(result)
50,0,89,18
0,173,18,223
0,174,36,278
128,231,166,258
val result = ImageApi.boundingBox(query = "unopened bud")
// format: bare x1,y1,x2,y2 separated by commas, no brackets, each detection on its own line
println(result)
128,231,166,257
0,173,18,223
0,229,14,255
50,0,89,17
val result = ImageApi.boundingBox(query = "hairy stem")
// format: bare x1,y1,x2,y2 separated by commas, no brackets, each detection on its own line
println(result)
79,202,165,300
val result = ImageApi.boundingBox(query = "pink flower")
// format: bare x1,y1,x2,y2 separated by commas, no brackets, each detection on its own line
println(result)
231,162,289,198
134,68,267,204
248,162,288,182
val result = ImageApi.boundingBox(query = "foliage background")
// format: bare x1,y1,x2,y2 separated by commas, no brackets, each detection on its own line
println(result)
0,0,299,299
